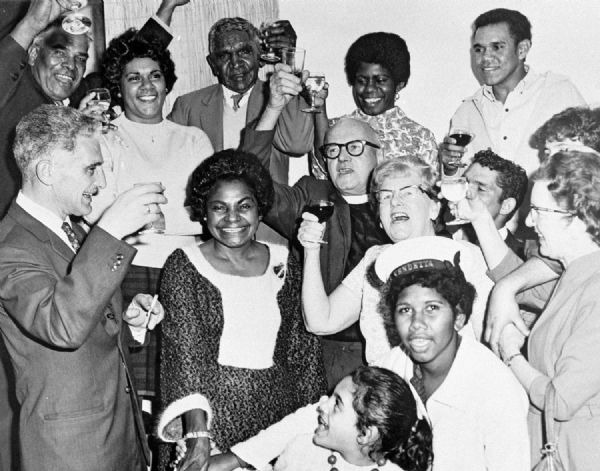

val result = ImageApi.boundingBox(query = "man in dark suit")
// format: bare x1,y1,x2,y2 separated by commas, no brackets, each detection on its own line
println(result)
168,17,313,185
0,105,165,471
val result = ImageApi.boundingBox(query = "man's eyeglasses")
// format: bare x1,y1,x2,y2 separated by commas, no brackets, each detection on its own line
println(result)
320,140,380,160
529,204,574,217
375,184,432,204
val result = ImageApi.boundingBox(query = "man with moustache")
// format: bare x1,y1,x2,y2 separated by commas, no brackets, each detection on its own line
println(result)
239,66,391,389
169,17,313,186
0,105,165,470
440,8,585,178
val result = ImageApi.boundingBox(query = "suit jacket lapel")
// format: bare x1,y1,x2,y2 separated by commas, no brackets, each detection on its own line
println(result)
246,80,267,125
8,203,74,262
201,84,224,151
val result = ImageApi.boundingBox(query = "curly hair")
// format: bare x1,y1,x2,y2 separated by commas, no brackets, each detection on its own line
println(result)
345,32,410,87
471,149,528,219
535,150,600,246
187,149,274,222
473,8,532,44
14,105,99,182
379,267,475,349
351,366,433,471
531,106,600,153
102,28,177,106
208,17,260,55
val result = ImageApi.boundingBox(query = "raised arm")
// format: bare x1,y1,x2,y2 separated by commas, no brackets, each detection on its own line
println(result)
298,214,361,334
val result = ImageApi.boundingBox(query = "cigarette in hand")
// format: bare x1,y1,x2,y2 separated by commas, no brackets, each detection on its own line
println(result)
145,294,159,328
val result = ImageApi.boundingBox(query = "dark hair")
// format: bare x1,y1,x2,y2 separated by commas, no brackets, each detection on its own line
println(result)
345,32,410,87
187,149,274,221
531,106,600,153
535,150,600,246
351,366,433,471
471,149,528,219
14,105,99,182
208,17,260,55
102,28,177,106
473,8,532,44
379,267,475,348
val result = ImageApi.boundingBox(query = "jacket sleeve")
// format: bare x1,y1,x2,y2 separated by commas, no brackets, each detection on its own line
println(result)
0,35,28,109
137,16,173,49
272,96,314,156
0,226,136,348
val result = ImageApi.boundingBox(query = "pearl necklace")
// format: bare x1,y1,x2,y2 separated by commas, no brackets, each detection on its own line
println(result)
327,452,384,471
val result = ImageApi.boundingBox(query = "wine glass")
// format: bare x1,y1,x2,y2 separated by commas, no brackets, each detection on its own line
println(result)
259,20,281,64
440,177,469,225
87,88,117,133
447,128,475,168
302,73,326,113
280,47,305,78
305,199,334,244
57,0,91,35
134,183,166,234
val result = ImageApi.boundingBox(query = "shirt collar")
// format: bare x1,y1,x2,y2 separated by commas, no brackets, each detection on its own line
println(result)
16,191,74,250
222,84,251,110
480,65,537,103
341,194,369,204
497,226,509,240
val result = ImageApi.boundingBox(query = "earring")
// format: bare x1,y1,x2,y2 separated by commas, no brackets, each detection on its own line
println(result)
394,91,400,101
376,457,387,467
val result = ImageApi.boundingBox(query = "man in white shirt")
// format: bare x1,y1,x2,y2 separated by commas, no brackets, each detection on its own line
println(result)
0,105,165,471
440,8,585,178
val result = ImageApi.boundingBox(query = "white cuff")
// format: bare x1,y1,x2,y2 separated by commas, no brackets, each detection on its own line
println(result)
156,393,213,442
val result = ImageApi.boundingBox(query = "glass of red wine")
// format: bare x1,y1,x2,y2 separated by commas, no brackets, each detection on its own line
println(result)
305,199,334,244
448,128,475,168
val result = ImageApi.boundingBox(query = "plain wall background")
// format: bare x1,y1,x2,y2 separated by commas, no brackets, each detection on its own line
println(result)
279,0,600,142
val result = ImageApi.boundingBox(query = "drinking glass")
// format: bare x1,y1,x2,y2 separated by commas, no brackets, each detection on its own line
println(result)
440,177,469,225
447,128,475,168
87,88,117,133
134,183,166,234
280,47,305,78
57,0,91,35
259,20,281,64
302,73,326,113
305,199,334,244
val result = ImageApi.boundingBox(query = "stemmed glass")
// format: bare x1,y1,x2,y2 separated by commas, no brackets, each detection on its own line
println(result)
280,47,305,78
305,199,334,244
259,20,281,64
302,73,326,113
57,0,91,35
440,177,469,225
447,128,475,168
87,88,117,133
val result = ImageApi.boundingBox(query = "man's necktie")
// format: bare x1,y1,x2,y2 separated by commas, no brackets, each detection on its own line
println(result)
61,222,81,252
231,93,244,111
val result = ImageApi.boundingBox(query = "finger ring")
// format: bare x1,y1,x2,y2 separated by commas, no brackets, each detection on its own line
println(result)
145,205,151,214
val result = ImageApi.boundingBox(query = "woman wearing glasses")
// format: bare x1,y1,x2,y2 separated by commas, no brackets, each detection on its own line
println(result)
492,150,600,469
299,156,493,364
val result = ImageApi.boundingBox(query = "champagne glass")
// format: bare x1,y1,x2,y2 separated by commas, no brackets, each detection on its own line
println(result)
280,47,305,78
302,73,326,113
440,177,469,225
259,20,281,64
305,199,334,244
57,0,91,35
87,88,117,133
134,183,166,234
447,128,475,168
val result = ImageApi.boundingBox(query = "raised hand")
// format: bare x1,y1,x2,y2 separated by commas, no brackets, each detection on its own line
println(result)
267,63,304,111
262,19,297,50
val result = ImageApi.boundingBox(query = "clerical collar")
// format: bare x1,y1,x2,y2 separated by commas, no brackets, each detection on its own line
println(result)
497,226,508,240
341,194,369,204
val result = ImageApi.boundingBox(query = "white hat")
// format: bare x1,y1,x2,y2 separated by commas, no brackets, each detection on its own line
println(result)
374,236,465,282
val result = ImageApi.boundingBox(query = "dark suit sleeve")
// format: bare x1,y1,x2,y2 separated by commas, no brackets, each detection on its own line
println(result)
137,17,172,49
0,227,136,348
0,36,28,110
272,96,314,156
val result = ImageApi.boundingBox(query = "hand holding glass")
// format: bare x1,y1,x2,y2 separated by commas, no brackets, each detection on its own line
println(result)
87,88,116,133
304,200,334,244
280,47,305,78
446,128,475,168
134,183,166,234
259,20,281,63
57,0,91,35
440,177,469,225
302,73,326,113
